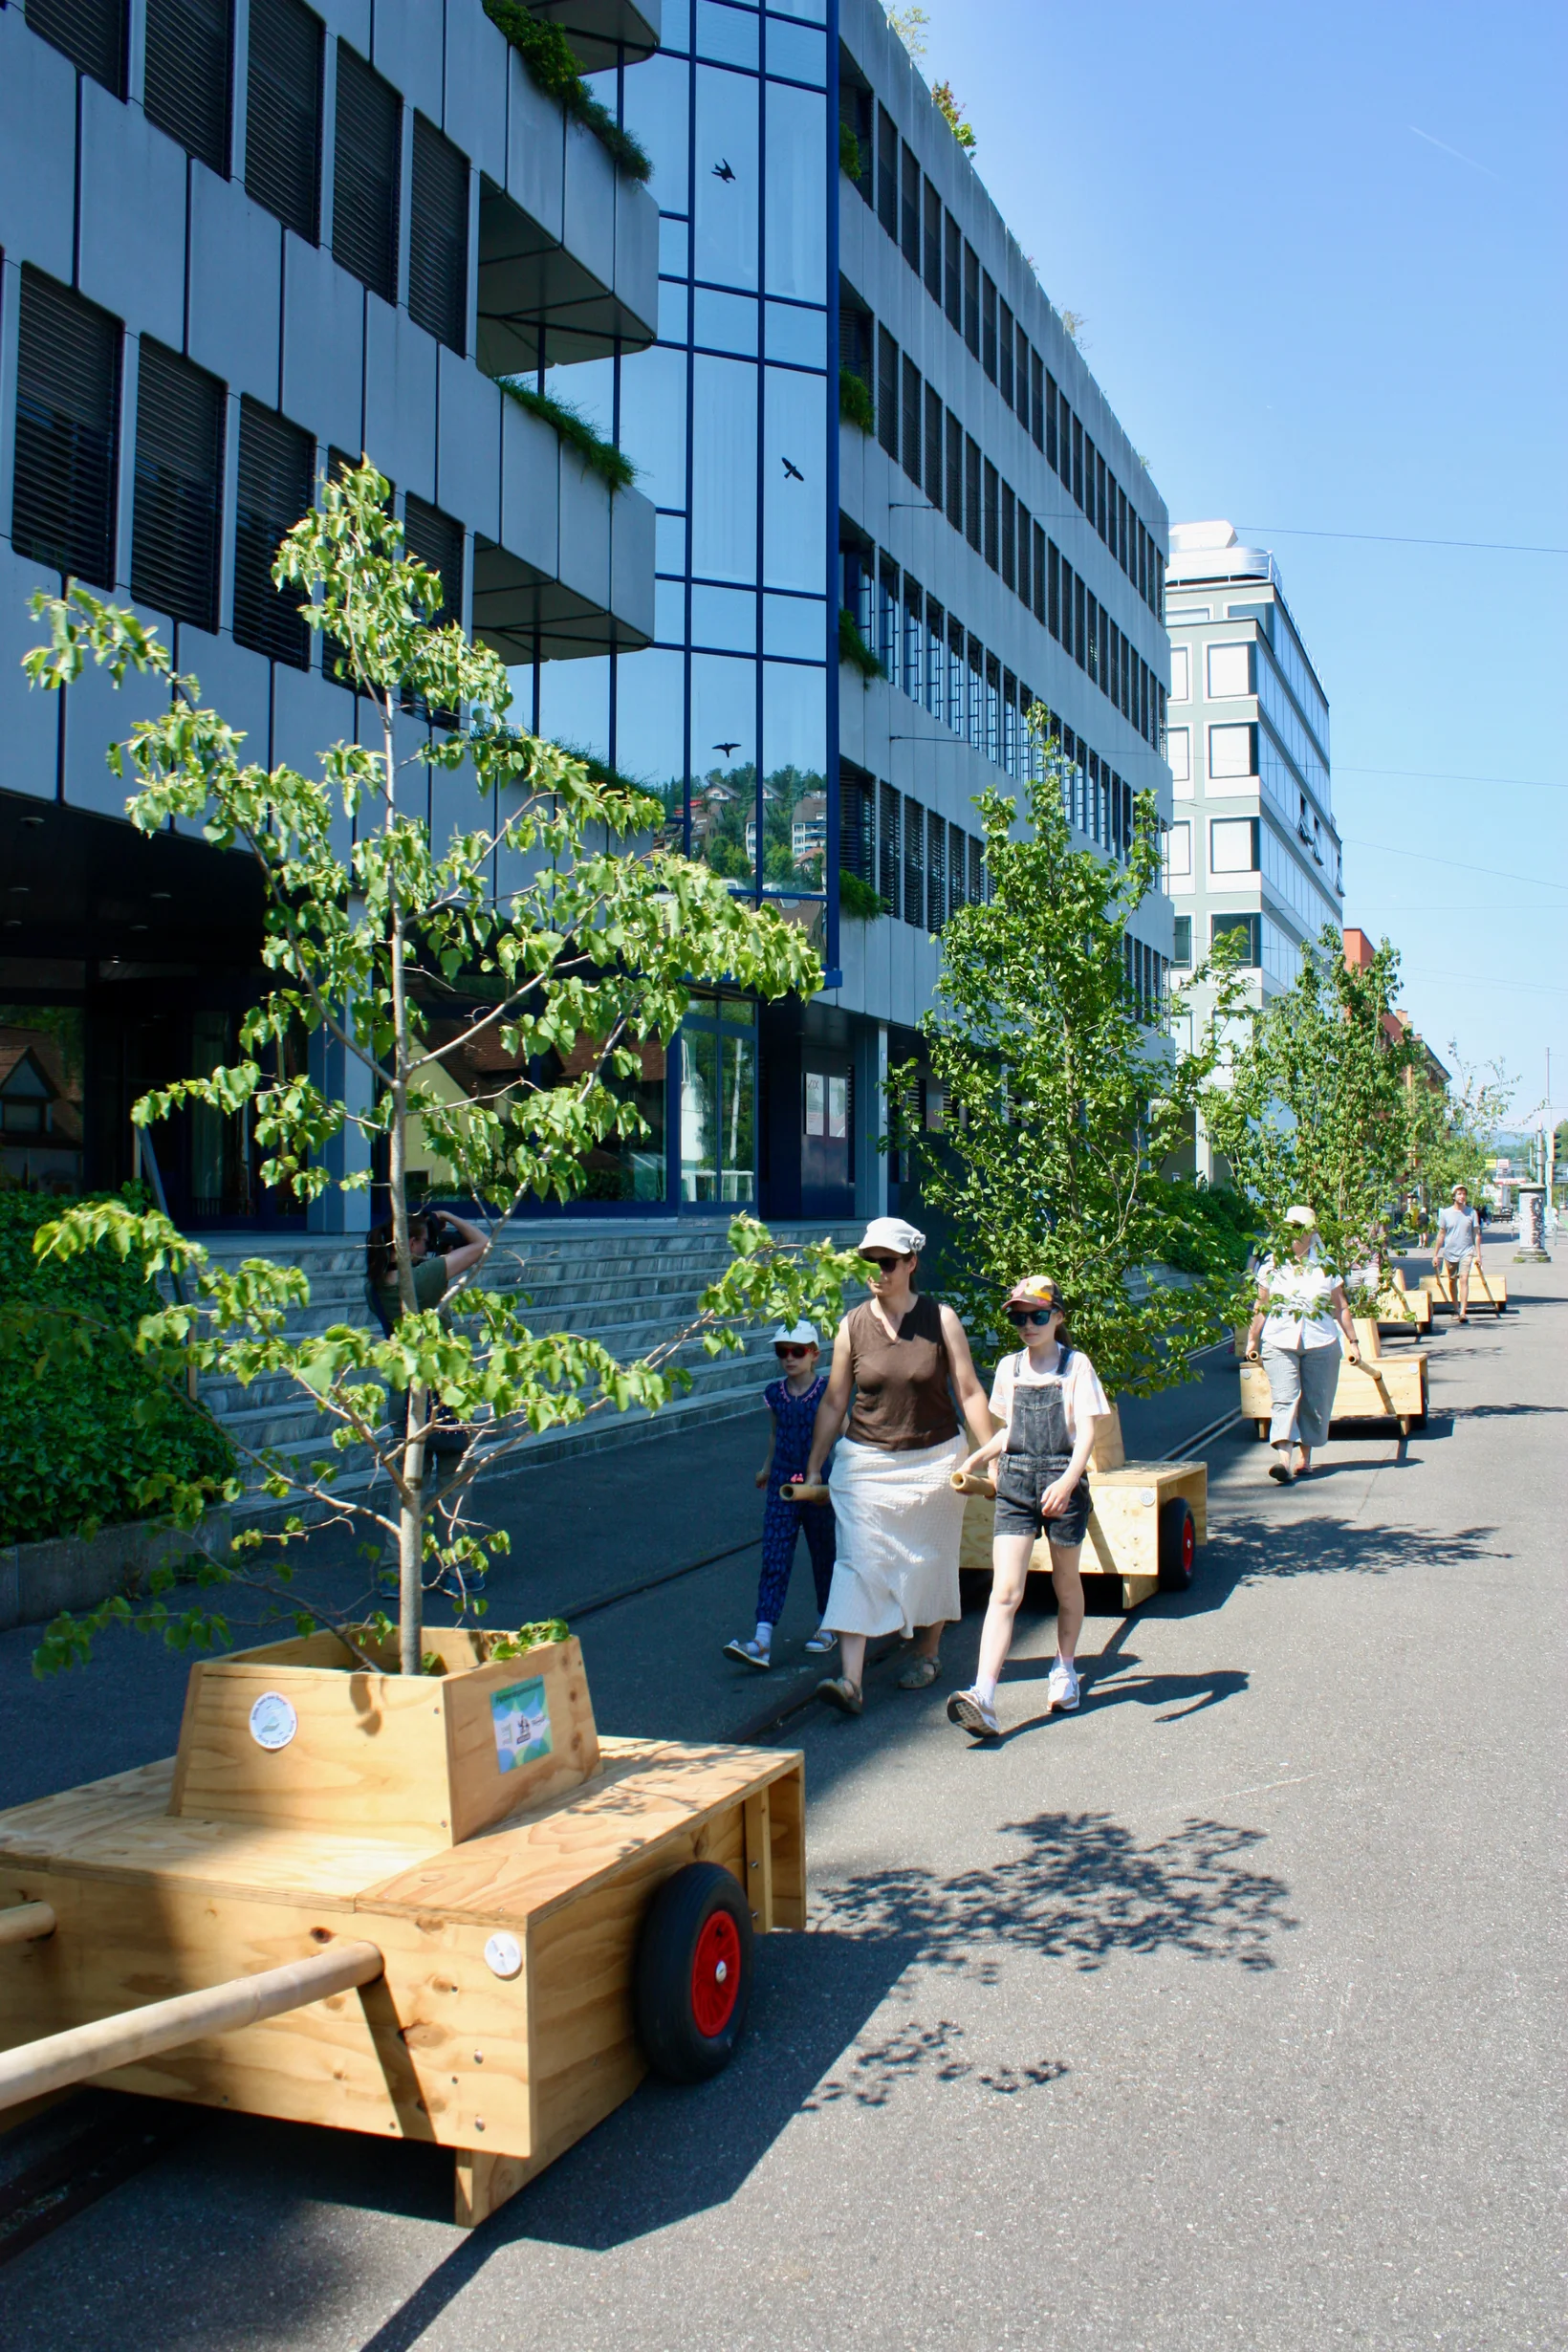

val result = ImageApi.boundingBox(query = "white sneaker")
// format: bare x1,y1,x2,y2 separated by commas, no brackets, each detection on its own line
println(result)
947,1688,1000,1739
1046,1660,1080,1712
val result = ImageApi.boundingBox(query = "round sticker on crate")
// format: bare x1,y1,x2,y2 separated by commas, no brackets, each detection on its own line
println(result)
249,1691,298,1752
484,1932,523,1981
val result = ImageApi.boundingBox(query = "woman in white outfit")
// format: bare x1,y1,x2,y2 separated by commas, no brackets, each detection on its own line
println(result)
1245,1207,1361,1483
797,1218,993,1715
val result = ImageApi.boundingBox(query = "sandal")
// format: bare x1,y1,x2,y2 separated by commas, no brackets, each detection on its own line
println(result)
803,1625,838,1655
817,1675,863,1716
897,1654,940,1689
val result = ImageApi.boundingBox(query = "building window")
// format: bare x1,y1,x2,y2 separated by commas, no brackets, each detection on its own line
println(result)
1210,817,1260,875
1096,450,1107,541
246,0,322,243
1172,914,1191,969
944,210,962,330
900,142,920,269
947,616,965,735
924,383,943,509
901,355,922,485
144,0,232,173
233,399,314,666
964,436,981,554
131,339,225,631
1207,640,1253,699
26,0,126,96
985,653,1001,765
403,493,464,625
1166,820,1191,880
968,835,984,904
1044,371,1057,469
1032,521,1046,624
1014,500,1029,606
409,115,468,356
925,597,945,719
1211,912,1261,968
923,176,942,301
926,809,946,932
1029,349,1044,451
945,410,963,531
840,80,872,205
1168,643,1190,701
1074,574,1086,670
1047,540,1059,639
999,481,1015,589
877,105,898,239
1168,726,1191,790
839,293,872,392
963,242,980,359
334,44,401,303
981,272,997,381
841,765,874,884
967,635,983,750
982,460,999,571
902,575,923,702
1002,673,1018,776
877,557,900,687
1208,724,1257,782
903,793,924,928
879,780,901,917
877,327,899,457
11,270,121,590
997,299,1013,405
1071,414,1083,509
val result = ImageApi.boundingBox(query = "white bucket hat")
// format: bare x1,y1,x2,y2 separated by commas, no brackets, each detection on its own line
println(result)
1284,1206,1318,1230
858,1216,926,1257
773,1320,820,1347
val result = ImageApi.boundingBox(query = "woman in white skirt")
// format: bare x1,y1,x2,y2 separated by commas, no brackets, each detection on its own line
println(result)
797,1218,993,1715
1245,1207,1361,1482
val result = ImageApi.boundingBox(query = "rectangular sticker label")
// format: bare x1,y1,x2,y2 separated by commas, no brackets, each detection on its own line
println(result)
490,1676,553,1775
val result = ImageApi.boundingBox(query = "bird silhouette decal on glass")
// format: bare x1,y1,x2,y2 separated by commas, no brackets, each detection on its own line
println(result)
713,742,742,757
781,455,804,481
712,158,736,183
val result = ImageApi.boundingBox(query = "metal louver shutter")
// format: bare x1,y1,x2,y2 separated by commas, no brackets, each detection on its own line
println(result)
144,0,232,175
12,268,122,588
245,0,322,242
25,0,126,95
233,400,314,666
409,115,468,355
132,339,225,631
334,44,401,304
403,495,463,626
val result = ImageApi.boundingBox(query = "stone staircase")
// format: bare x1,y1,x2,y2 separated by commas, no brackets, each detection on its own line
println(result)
194,1219,862,1513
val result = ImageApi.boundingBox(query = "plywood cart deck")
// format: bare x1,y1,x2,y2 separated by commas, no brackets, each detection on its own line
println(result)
1239,1351,1429,1439
958,1456,1208,1611
0,1629,803,2227
1422,1265,1508,1316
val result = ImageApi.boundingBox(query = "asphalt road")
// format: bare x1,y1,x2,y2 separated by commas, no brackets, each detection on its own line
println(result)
3,1251,1563,2349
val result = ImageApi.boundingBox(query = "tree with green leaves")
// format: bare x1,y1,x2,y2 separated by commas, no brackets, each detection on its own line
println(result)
1404,1043,1516,1232
1206,926,1420,1292
24,462,859,1677
899,721,1251,1405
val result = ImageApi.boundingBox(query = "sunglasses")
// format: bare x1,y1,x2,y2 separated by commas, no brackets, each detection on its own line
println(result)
1007,1305,1058,1326
774,1343,814,1359
860,1254,902,1272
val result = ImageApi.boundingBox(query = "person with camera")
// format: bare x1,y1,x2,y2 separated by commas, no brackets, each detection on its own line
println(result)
365,1210,489,1589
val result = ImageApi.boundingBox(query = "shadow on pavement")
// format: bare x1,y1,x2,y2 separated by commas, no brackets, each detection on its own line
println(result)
1166,1511,1507,1620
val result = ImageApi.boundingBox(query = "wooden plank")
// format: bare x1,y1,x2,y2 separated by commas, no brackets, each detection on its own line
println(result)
1121,1575,1160,1610
1241,1355,1426,1427
0,1868,534,2157
768,1761,806,1932
742,1788,773,1934
441,1640,599,1844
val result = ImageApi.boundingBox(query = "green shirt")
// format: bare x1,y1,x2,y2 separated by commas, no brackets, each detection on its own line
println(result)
376,1252,449,1327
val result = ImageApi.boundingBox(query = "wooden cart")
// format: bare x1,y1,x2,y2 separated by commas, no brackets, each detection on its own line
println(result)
1421,1264,1508,1316
956,1426,1207,1613
1239,1349,1429,1439
1378,1279,1431,1338
0,1627,802,2227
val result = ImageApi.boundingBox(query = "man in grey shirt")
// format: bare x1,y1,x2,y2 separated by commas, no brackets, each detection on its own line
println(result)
1433,1182,1484,1323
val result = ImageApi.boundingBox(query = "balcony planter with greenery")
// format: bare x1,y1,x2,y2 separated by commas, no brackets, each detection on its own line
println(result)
838,369,875,436
838,870,888,923
498,381,638,494
838,606,884,682
483,0,652,184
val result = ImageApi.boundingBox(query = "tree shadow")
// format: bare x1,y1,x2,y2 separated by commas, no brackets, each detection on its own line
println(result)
1450,1401,1568,1421
1166,1512,1508,1619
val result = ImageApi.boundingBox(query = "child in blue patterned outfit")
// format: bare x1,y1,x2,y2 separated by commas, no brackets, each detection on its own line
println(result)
723,1322,838,1671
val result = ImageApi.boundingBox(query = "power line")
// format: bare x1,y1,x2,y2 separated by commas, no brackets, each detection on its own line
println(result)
1240,523,1568,556
1338,765,1567,792
1396,969,1568,1000
1342,838,1568,893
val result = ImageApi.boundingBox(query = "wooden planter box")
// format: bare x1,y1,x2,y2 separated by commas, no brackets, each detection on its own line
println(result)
1421,1266,1508,1315
0,1627,803,2225
1378,1286,1430,1338
1239,1350,1429,1439
957,1454,1208,1612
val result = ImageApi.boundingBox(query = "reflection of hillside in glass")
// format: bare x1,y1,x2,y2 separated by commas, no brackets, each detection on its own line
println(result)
0,1007,86,1194
664,763,829,889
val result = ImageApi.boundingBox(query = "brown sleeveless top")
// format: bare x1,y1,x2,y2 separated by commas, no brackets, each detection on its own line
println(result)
844,1293,959,1452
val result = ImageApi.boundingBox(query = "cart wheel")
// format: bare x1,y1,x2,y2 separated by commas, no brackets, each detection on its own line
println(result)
635,1862,753,2083
1158,1497,1197,1592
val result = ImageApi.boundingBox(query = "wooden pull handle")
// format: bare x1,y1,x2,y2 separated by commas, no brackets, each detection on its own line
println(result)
779,1480,831,1505
950,1470,996,1497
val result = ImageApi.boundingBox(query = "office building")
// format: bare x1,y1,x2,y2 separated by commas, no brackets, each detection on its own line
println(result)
1164,521,1341,1089
1,0,1173,1238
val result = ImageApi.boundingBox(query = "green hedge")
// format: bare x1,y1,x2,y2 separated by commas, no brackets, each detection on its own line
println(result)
0,1190,234,1546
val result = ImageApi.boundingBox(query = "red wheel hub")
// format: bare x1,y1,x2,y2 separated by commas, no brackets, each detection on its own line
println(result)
1182,1517,1195,1572
690,1909,742,2038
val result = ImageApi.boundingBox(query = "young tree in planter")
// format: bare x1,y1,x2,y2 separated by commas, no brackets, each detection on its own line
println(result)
1404,1043,1515,1234
899,723,1251,1423
25,463,860,1677
1205,926,1420,1296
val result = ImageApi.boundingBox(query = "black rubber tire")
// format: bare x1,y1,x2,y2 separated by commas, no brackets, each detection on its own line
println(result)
635,1861,754,2084
1158,1496,1197,1592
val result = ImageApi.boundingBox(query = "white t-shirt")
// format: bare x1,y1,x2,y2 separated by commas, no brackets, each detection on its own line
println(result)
1257,1253,1342,1351
990,1345,1111,1446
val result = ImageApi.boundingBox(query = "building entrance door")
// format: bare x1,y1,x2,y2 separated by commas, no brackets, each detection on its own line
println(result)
801,1057,853,1218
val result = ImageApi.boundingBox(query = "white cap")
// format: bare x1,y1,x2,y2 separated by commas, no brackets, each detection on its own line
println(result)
859,1215,926,1257
773,1320,820,1347
1284,1206,1318,1229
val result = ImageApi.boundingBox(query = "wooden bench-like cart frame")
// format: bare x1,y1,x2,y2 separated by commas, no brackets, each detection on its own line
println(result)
1239,1348,1429,1441
0,1629,802,2227
1421,1264,1508,1317
956,1419,1207,1612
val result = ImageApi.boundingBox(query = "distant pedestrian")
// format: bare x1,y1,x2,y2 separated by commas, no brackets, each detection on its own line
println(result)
723,1322,839,1670
1433,1182,1485,1323
947,1275,1111,1739
1244,1208,1361,1482
799,1218,994,1716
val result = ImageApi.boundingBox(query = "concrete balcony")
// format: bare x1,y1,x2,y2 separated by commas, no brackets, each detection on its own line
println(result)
529,0,661,73
473,396,655,661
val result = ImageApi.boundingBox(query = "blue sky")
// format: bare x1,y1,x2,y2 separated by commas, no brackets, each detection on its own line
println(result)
906,0,1566,1125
